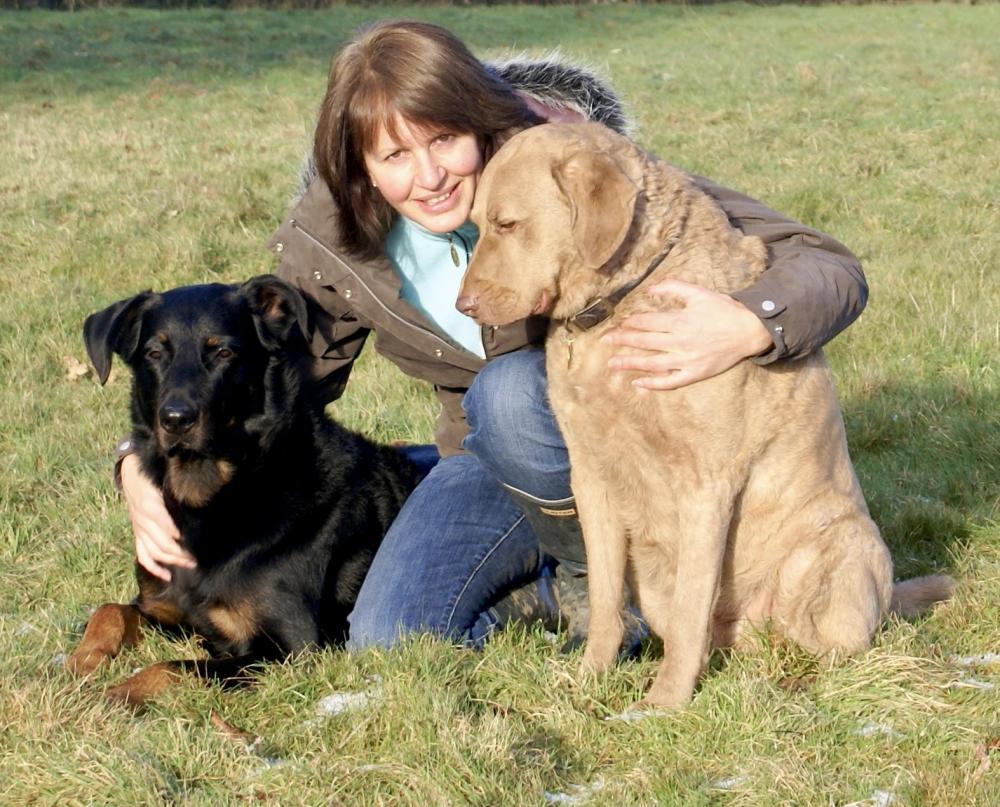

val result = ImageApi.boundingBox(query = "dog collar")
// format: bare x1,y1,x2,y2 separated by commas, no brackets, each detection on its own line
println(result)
565,247,672,333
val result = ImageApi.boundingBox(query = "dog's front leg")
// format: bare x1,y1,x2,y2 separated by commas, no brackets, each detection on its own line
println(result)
568,455,628,673
104,655,266,710
643,498,732,709
66,603,143,676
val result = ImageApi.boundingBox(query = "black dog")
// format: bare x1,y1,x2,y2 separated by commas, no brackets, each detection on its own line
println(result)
68,276,420,706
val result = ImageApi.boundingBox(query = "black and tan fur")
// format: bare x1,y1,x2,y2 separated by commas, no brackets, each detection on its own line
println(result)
68,277,419,707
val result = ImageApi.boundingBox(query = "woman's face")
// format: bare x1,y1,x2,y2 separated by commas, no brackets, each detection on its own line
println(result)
364,115,483,234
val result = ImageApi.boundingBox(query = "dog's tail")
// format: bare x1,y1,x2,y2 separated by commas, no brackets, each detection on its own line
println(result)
889,574,956,619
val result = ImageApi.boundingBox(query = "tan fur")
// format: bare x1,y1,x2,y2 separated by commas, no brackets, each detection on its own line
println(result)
135,574,186,626
165,457,236,507
105,662,183,709
206,601,258,646
461,123,953,709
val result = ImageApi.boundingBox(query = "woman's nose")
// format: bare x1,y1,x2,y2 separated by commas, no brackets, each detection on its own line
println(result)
414,151,445,189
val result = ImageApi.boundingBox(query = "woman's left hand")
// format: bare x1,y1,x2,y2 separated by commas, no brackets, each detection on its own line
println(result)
602,279,773,390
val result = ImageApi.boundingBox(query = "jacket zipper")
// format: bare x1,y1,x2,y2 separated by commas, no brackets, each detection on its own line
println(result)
290,220,487,363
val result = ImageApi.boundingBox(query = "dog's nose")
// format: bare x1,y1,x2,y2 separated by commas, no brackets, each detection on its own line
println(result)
456,294,479,317
160,403,198,434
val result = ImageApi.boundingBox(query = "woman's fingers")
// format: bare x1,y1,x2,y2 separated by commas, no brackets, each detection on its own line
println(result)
135,534,173,582
601,280,773,390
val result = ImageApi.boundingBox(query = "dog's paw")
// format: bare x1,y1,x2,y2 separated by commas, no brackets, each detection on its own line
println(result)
105,662,182,709
65,649,109,677
639,680,694,711
580,646,616,675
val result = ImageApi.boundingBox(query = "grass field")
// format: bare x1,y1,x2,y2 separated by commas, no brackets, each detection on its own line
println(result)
1,3,998,804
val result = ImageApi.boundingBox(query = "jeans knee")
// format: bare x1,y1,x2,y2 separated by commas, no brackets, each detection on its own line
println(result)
465,349,547,430
462,350,570,499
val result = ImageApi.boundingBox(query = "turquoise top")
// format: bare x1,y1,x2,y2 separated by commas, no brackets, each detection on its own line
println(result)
384,216,485,359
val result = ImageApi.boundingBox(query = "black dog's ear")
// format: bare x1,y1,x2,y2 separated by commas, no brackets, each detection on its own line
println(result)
82,292,156,385
241,275,309,349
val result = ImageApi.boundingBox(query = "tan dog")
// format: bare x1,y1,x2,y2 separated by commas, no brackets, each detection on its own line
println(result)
457,123,953,709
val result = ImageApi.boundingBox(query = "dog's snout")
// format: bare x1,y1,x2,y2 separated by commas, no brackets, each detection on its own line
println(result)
456,293,479,317
160,402,198,434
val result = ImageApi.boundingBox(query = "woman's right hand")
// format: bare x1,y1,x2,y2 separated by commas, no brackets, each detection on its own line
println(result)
120,453,195,581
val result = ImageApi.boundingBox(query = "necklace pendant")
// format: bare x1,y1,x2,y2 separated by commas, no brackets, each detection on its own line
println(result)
449,240,461,267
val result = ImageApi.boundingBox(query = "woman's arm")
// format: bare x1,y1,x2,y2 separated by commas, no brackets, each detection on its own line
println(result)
120,453,194,582
269,216,372,405
605,176,867,389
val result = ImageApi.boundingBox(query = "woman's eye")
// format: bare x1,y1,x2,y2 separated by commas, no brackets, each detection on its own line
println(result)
385,150,404,162
436,133,455,144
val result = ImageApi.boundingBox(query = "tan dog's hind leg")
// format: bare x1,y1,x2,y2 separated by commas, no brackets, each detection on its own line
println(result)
66,603,143,676
773,525,891,657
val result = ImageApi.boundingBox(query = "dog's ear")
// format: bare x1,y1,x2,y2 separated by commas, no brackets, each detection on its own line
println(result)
83,292,155,385
551,148,638,269
241,275,309,350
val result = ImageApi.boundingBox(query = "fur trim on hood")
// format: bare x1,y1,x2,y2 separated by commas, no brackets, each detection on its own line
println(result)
295,54,632,201
488,52,633,137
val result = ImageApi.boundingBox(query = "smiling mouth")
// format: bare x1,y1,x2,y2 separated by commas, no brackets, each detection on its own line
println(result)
417,185,457,208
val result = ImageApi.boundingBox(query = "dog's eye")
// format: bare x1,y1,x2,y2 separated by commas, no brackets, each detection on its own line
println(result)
216,348,234,360
146,349,162,360
496,219,517,233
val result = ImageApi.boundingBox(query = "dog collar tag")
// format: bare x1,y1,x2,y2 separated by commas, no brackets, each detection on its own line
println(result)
564,247,673,335
568,298,616,333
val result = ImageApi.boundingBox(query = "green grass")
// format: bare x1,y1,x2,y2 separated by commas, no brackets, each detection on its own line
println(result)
1,3,998,804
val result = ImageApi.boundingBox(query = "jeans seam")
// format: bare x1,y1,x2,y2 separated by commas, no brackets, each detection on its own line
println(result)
444,512,527,633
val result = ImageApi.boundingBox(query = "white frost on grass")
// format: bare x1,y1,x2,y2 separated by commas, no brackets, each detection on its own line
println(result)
310,677,384,722
544,776,605,805
946,676,995,691
604,707,662,723
315,690,377,716
709,775,748,790
844,790,895,807
854,721,903,739
950,653,1000,667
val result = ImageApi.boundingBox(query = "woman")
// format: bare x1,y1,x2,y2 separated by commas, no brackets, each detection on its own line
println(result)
121,20,868,650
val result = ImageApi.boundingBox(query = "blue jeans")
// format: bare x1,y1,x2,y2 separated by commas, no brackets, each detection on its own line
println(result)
347,350,572,649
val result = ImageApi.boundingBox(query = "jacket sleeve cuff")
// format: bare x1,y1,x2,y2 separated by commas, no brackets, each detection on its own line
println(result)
729,285,789,365
113,436,136,493
730,244,868,363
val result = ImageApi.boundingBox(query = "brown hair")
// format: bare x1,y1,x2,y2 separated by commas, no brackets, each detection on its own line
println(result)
313,20,541,259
